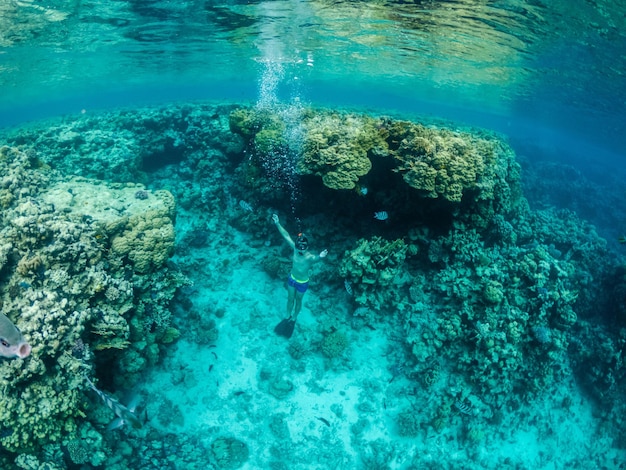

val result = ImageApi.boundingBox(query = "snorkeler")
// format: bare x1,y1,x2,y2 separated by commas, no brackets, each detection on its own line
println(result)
272,214,327,338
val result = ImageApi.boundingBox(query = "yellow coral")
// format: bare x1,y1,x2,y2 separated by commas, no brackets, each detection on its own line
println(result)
107,190,176,274
297,112,382,190
110,210,175,273
392,125,495,202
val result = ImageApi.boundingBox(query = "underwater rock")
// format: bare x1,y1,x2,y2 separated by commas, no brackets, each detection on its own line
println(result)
211,437,249,469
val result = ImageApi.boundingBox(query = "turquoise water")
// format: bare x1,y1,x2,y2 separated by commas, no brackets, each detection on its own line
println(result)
2,0,625,152
1,1,626,469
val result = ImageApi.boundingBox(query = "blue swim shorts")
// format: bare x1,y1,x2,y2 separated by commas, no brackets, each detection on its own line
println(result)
288,273,309,293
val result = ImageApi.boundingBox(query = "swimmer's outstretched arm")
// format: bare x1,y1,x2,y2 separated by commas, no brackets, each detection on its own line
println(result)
272,214,295,248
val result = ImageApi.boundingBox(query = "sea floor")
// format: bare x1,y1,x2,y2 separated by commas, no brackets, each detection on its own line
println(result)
138,208,623,469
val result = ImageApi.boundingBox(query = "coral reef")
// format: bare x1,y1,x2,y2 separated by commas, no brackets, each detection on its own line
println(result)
0,146,183,464
5,104,243,184
339,237,410,315
321,330,348,358
228,106,522,232
1,102,623,469
41,178,176,274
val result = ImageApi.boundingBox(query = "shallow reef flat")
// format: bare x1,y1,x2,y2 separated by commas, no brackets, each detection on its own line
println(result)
0,102,624,469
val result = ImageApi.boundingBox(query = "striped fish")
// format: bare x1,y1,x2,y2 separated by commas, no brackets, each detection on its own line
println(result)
373,211,388,221
85,378,143,430
239,200,253,212
344,280,353,296
454,400,473,415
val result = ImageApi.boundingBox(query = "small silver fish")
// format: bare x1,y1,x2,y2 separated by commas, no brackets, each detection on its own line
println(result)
374,211,388,221
355,185,368,196
0,312,31,359
239,200,253,212
85,378,142,430
344,280,353,296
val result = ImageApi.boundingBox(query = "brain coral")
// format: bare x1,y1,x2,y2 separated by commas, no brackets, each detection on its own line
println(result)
108,204,176,274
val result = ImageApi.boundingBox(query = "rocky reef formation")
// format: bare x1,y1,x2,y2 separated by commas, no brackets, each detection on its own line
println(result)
0,146,183,466
229,106,522,229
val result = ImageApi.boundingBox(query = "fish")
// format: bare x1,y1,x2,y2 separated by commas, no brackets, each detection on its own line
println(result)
85,378,143,430
454,400,473,415
239,200,253,212
344,280,353,296
373,211,388,221
0,312,31,359
619,236,626,244
317,417,331,427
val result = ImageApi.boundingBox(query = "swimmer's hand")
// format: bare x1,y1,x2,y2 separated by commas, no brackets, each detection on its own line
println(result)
319,249,328,258
272,214,279,224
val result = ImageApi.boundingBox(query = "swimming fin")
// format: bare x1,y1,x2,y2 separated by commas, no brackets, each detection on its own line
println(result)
274,319,296,339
